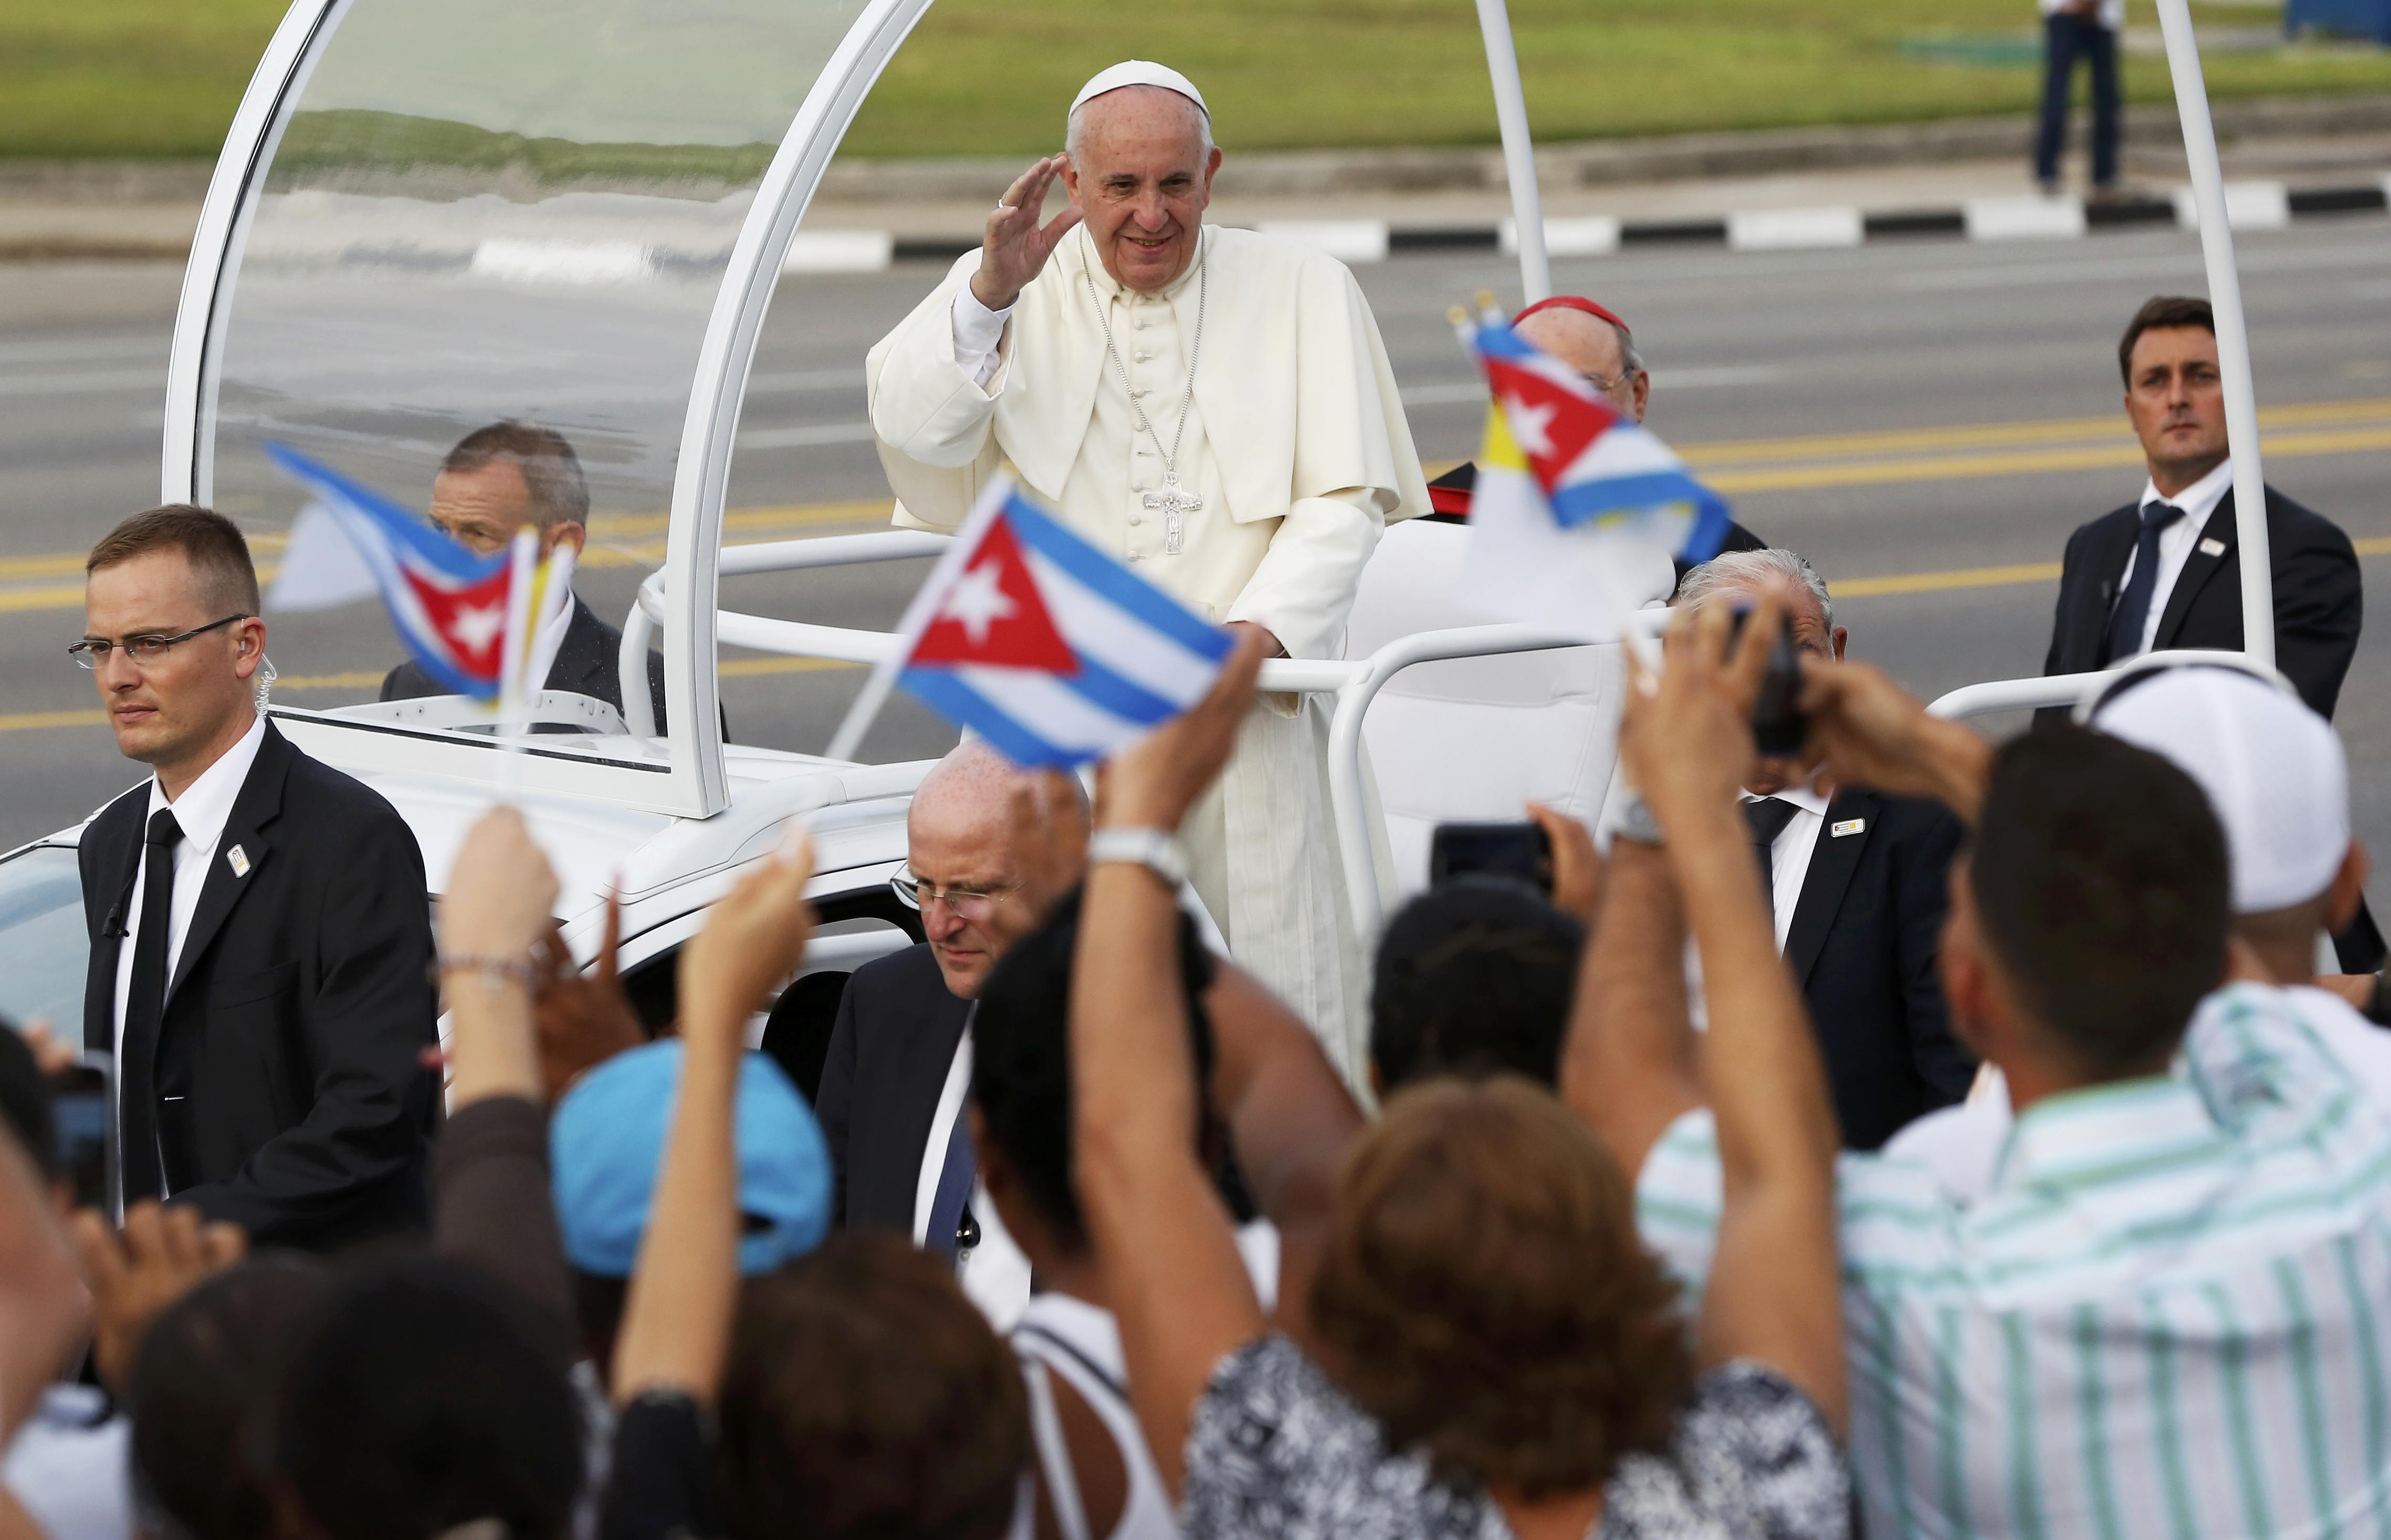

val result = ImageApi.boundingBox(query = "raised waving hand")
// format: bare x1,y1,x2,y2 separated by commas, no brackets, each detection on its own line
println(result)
971,155,1085,312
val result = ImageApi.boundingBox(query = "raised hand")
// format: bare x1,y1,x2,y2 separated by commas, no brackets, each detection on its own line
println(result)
1798,659,1992,822
71,1201,245,1392
531,892,645,1105
972,154,1085,312
1621,596,1777,837
1098,628,1267,834
678,824,817,1047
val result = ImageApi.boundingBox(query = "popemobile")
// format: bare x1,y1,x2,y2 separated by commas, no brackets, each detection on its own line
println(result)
0,0,2284,1091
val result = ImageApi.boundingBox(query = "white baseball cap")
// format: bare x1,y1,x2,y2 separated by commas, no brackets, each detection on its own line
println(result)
2086,661,2350,913
1069,60,1210,125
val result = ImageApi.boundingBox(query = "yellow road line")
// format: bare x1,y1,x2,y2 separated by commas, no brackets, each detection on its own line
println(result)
1835,562,2066,598
1683,396,2391,467
1711,426,2391,494
719,656,857,678
0,708,106,732
4,533,2387,734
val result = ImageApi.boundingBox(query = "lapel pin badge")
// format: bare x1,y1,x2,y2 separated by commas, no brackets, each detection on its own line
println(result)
2198,537,2227,557
227,845,250,878
1830,819,1866,838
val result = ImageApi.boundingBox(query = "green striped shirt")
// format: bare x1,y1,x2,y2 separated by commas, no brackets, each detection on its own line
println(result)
1639,983,2391,1540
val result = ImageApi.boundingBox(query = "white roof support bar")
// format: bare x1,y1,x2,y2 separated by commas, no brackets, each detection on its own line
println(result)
2152,0,2273,662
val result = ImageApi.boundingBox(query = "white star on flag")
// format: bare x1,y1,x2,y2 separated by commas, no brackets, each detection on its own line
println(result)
940,558,1018,645
451,602,506,653
1502,395,1558,458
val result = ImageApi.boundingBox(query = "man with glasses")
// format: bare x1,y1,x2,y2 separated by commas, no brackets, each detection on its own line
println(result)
813,741,1087,1307
73,505,438,1248
1424,296,1765,580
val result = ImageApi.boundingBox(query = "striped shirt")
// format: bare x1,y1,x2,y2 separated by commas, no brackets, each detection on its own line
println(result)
1638,982,2391,1540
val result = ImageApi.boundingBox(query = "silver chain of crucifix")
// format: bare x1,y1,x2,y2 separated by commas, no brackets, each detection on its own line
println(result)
1083,230,1208,556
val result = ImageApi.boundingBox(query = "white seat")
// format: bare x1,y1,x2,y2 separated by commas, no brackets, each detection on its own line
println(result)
1345,518,1630,901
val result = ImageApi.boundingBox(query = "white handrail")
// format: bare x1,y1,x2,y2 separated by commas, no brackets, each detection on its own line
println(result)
2152,0,2273,664
1927,649,2264,720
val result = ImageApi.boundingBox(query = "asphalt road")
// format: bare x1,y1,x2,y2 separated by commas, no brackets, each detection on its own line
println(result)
5,219,2391,909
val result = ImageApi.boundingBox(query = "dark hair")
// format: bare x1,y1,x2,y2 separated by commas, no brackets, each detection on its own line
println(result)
129,1253,331,1540
1972,725,2229,1076
278,1255,582,1540
0,1022,57,1184
2119,295,2215,386
1371,877,1585,1094
717,1234,1029,1540
971,884,1220,1254
442,422,590,528
86,505,260,615
1310,1078,1691,1500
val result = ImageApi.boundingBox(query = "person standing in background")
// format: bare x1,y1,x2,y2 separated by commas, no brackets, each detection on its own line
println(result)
2034,0,2123,198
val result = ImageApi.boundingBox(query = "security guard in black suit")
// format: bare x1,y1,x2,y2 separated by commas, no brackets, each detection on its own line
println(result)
77,507,438,1248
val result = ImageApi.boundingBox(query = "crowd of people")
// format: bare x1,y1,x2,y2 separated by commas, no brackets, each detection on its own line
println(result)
17,51,2389,1540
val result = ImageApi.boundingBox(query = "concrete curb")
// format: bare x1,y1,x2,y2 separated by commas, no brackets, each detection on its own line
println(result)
816,93,2391,202
774,177,2387,271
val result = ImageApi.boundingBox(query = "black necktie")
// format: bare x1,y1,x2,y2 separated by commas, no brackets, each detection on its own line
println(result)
1743,797,1800,926
120,808,183,1204
2101,502,2186,666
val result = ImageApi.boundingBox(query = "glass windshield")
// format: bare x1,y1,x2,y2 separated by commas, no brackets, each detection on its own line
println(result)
0,847,87,1035
201,0,868,756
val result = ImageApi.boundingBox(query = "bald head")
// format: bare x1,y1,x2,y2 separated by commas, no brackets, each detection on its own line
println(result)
1515,307,1648,423
1066,84,1211,162
906,743,1090,997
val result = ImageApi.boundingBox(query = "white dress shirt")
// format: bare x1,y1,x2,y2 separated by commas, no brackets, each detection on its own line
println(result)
2112,456,2234,659
111,713,267,1194
951,286,1011,391
2039,0,2125,29
1740,782,1830,954
913,1015,1036,1330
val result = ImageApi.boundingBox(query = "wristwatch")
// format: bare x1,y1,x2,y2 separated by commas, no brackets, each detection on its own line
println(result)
1088,826,1190,888
1612,792,1665,848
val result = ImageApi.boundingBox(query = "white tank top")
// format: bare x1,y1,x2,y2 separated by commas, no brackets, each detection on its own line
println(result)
1003,1223,1279,1540
1010,1291,1181,1540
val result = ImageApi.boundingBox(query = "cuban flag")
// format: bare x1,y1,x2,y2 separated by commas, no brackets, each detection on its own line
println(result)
263,442,516,699
1457,303,1733,639
828,479,1233,768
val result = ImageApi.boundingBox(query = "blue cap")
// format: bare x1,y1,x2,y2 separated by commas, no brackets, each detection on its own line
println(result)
550,1040,831,1278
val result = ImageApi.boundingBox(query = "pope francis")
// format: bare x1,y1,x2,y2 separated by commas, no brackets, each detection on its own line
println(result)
866,60,1428,1078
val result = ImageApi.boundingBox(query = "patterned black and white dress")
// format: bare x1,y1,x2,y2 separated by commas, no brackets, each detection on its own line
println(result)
1180,1336,1849,1540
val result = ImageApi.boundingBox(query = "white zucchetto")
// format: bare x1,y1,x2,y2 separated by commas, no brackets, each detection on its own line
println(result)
1068,60,1210,125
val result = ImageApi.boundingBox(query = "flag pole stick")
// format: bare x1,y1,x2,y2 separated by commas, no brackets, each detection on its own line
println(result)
824,664,897,764
496,528,539,796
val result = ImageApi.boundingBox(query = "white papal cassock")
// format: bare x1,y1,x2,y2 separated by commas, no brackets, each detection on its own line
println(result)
867,223,1428,1080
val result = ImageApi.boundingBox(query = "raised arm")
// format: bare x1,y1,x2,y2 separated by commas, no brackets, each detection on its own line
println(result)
1626,602,1847,1432
1558,829,1700,1182
610,828,816,1407
1072,631,1271,1495
1801,659,1993,828
432,807,578,1366
1201,961,1365,1341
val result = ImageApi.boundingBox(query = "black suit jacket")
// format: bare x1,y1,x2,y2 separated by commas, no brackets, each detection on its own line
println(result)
812,943,972,1233
79,724,440,1247
2042,485,2361,719
1784,789,1975,1151
382,593,669,729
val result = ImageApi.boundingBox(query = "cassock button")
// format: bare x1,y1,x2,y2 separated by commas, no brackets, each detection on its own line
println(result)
1126,551,1144,562
1133,349,1152,363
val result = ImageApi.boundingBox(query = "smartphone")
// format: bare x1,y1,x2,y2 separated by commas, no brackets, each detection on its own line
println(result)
1727,604,1811,758
1429,821,1553,894
49,1054,113,1211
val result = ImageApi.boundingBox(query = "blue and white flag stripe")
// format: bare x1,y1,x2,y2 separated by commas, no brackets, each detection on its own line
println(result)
886,484,1234,770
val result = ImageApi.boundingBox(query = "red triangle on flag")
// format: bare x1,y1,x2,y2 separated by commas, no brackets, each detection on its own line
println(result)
909,513,1080,673
402,565,512,680
1483,357,1616,493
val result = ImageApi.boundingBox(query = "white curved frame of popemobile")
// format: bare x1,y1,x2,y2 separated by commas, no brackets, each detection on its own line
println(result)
169,0,2276,945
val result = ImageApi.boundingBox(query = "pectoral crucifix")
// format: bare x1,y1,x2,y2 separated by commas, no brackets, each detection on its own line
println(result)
1143,471,1200,556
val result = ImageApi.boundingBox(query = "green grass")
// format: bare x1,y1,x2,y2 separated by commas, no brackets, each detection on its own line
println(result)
4,0,2389,162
